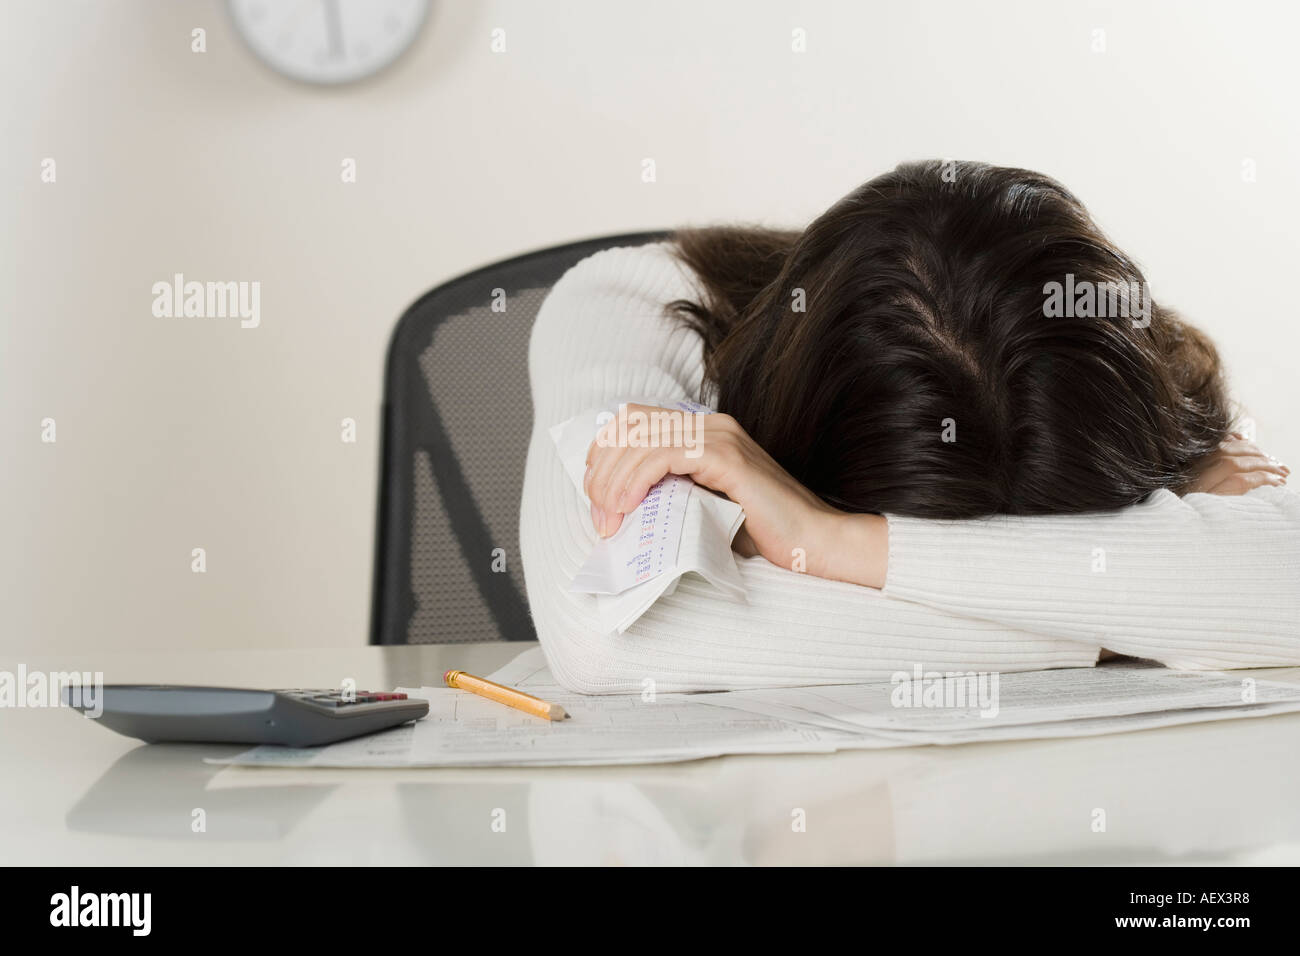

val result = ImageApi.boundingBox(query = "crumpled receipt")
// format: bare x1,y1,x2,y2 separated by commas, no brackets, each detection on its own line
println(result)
549,398,748,632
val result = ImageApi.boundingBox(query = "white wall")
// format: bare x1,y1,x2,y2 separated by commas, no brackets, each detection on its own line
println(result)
3,0,1297,653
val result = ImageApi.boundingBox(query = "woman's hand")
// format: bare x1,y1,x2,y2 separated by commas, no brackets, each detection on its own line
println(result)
1186,435,1289,495
583,404,889,587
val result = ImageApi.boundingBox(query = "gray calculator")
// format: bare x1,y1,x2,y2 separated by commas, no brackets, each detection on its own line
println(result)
63,685,429,747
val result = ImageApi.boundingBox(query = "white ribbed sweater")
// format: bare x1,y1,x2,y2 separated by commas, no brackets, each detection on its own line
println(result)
519,243,1300,694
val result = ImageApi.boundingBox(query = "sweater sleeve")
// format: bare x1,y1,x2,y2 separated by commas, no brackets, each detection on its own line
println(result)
883,487,1300,669
520,243,1100,693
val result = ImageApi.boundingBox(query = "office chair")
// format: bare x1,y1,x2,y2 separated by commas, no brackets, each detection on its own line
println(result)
370,231,671,645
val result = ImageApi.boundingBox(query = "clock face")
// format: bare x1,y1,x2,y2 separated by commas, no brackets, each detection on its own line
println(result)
227,0,430,85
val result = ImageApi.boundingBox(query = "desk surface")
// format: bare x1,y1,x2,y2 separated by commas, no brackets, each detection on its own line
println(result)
4,642,1300,866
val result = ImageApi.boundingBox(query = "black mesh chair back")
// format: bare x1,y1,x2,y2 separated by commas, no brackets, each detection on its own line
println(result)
371,232,670,644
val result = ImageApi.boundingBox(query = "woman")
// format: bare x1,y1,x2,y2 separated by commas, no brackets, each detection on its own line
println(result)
521,160,1298,693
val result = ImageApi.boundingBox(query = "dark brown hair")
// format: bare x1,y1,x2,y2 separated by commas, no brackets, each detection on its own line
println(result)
670,160,1229,518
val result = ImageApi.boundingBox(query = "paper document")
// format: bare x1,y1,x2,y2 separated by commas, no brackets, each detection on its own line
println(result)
208,650,1300,770
569,473,690,594
208,649,885,770
549,399,747,632
711,662,1300,733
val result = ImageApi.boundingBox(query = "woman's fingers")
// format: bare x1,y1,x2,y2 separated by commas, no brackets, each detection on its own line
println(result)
1218,438,1290,473
1187,436,1290,496
595,446,658,537
617,451,678,513
1206,454,1289,479
585,414,632,505
1204,469,1288,496
583,419,617,496
1244,455,1288,477
586,444,634,537
583,404,697,537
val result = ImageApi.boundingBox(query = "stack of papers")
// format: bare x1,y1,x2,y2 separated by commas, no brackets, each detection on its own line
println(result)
708,663,1300,745
211,649,863,769
210,649,1300,769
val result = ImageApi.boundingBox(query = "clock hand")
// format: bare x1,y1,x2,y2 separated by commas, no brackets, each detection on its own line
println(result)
323,0,344,59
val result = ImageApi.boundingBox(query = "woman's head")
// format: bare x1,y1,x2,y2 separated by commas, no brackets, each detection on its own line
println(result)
671,160,1230,518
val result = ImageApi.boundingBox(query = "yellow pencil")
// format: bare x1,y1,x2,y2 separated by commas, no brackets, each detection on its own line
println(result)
444,670,569,721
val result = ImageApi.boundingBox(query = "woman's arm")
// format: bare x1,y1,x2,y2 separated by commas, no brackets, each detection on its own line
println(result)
881,485,1300,669
522,244,1099,692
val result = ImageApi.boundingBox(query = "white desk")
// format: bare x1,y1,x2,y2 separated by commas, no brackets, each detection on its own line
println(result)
4,642,1300,866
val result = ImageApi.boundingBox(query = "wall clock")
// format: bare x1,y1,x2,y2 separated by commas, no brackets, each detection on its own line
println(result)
227,0,430,85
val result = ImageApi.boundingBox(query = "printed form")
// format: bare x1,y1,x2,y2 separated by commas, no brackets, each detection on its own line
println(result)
210,649,1300,769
